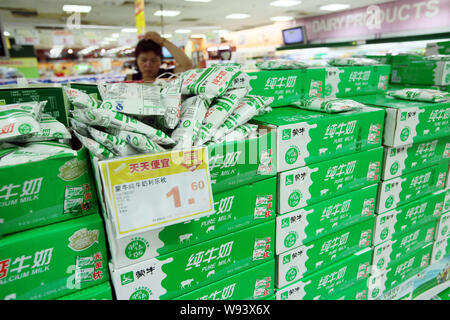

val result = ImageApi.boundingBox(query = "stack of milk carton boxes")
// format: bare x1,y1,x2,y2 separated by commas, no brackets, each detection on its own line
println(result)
251,97,386,300
352,92,450,300
0,85,112,300
92,122,278,300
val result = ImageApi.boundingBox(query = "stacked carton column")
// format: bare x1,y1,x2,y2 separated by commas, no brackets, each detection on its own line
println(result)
0,84,112,300
251,91,386,299
93,128,278,300
352,94,450,300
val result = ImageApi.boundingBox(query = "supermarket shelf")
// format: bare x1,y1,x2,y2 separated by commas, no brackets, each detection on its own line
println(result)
413,282,450,301
276,32,450,51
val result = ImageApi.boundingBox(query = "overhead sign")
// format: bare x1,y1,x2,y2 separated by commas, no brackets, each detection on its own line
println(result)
14,29,40,46
135,0,146,39
52,30,75,46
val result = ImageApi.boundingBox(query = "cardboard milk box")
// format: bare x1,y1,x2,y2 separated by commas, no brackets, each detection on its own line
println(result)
57,281,113,300
109,220,275,300
435,211,450,241
353,94,450,148
323,65,390,98
276,248,372,300
174,260,275,300
251,105,384,172
0,84,70,127
326,279,368,300
371,220,437,274
368,242,433,300
247,68,327,107
0,214,109,300
276,184,377,255
431,237,450,265
69,83,102,101
373,190,446,245
278,147,383,214
376,161,448,214
0,145,99,236
103,177,276,269
276,217,374,288
381,137,450,180
390,60,450,86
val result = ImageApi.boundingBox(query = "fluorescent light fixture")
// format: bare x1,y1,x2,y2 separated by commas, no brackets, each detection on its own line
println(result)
3,31,10,36
175,29,191,33
319,4,350,11
112,33,119,38
191,34,206,38
184,0,212,2
270,16,294,21
62,5,92,13
154,10,181,17
162,34,172,38
225,13,250,19
270,1,302,7
122,28,137,32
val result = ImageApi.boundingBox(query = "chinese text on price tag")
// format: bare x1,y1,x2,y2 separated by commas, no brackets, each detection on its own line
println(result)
99,147,214,238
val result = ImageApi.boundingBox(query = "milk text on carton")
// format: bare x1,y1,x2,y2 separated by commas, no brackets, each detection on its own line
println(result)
186,241,234,271
0,248,53,283
0,177,43,207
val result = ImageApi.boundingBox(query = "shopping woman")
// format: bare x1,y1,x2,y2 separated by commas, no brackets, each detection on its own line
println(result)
128,31,193,81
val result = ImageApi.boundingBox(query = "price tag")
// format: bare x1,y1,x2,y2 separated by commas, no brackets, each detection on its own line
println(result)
100,147,214,238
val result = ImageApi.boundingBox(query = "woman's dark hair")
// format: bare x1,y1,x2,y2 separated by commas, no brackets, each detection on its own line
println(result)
134,39,162,59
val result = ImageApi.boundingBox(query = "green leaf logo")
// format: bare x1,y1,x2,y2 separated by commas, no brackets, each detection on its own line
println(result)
121,271,135,286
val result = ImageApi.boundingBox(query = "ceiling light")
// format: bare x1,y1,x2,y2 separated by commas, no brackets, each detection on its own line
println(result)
270,16,294,21
175,29,191,33
319,4,350,11
270,1,302,7
122,28,137,33
62,5,92,13
67,49,73,54
112,33,119,38
225,13,250,19
154,10,181,17
3,31,10,37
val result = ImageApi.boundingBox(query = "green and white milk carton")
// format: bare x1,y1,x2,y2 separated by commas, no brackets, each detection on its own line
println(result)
276,184,377,255
276,248,372,300
382,137,450,180
353,94,450,148
431,237,450,265
57,281,113,300
426,41,450,55
174,260,275,300
104,177,276,269
247,68,327,107
0,84,70,127
371,220,437,274
251,105,384,172
323,65,390,98
0,214,109,300
0,144,99,236
435,211,450,241
109,220,275,300
207,125,276,194
278,147,383,214
276,217,374,288
376,161,448,214
368,242,433,300
391,60,450,86
373,190,446,246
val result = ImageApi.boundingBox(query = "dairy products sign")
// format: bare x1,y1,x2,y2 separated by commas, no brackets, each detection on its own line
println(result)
296,0,450,42
100,147,214,238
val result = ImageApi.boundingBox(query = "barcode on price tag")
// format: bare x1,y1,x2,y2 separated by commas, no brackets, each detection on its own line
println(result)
99,147,214,238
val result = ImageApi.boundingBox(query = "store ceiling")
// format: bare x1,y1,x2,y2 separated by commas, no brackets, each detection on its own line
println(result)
0,0,393,48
